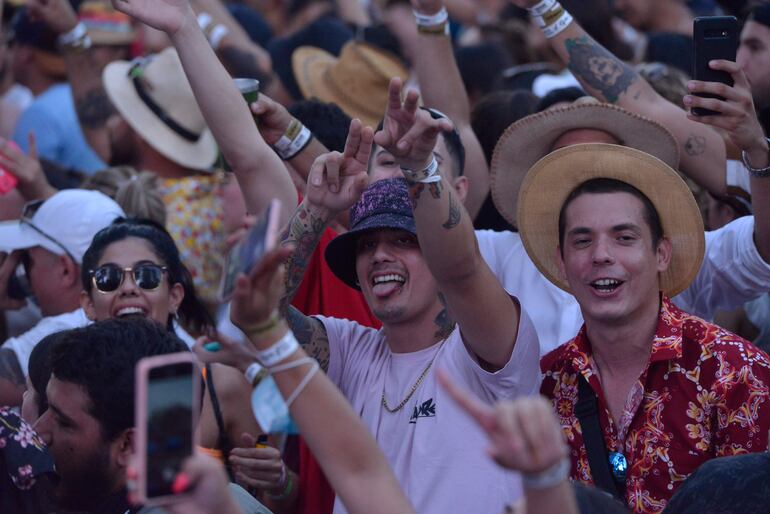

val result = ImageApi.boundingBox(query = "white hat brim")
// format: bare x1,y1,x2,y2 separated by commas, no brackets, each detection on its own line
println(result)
0,221,62,256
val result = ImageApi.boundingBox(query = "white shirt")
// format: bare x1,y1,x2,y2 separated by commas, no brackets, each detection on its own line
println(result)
477,215,770,354
3,309,196,376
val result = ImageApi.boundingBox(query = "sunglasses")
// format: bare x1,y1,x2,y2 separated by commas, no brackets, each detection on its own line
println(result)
90,263,169,293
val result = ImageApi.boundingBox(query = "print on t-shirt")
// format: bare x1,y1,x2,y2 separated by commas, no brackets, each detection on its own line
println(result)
409,398,436,424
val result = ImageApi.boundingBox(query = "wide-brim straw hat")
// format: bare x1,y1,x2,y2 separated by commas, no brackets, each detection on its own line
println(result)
292,41,408,128
103,48,217,171
517,143,704,297
490,99,679,229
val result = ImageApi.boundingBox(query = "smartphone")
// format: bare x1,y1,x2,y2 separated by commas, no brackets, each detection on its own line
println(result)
692,16,739,116
218,198,282,302
0,141,20,195
134,353,200,506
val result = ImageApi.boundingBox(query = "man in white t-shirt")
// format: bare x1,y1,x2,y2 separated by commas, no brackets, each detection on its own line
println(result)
0,189,125,406
274,82,541,514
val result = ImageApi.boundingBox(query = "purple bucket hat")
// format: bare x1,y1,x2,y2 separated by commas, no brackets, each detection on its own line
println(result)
325,177,416,289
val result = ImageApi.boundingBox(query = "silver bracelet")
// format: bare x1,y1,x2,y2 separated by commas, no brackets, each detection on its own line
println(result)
741,138,770,178
521,457,571,490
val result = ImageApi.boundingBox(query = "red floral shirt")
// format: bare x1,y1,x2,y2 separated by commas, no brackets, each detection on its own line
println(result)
540,296,770,514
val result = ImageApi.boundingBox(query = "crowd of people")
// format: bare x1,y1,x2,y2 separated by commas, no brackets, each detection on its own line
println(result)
0,0,769,512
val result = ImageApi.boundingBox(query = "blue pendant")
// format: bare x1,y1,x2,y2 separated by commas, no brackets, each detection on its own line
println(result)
609,451,627,482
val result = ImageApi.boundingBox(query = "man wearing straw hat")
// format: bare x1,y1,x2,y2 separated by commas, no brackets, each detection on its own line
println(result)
518,143,770,513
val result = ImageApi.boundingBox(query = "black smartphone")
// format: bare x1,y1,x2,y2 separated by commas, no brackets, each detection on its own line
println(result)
691,16,739,116
135,353,199,506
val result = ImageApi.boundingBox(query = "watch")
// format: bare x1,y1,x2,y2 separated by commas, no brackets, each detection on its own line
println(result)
741,137,770,178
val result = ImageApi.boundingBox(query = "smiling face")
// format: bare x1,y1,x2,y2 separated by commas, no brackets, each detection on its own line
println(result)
354,228,440,325
558,192,671,327
81,237,183,324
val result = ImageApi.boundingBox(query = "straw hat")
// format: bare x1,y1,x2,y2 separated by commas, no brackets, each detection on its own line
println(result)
490,99,679,229
517,143,704,297
292,41,408,128
103,48,217,171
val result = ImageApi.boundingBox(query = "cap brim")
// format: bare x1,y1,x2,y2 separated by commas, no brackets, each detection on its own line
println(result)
325,214,417,289
103,61,217,172
490,102,680,229
517,143,704,297
0,221,59,255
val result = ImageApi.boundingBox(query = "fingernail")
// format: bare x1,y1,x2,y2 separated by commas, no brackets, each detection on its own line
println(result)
683,95,692,105
204,342,221,352
171,473,190,495
687,81,695,90
330,184,338,193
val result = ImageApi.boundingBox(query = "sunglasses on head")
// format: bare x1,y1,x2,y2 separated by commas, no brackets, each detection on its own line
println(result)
90,263,168,293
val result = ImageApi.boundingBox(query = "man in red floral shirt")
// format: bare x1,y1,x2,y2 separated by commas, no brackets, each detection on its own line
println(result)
517,143,770,514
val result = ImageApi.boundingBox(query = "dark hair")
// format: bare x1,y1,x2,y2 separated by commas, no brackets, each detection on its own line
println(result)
50,318,188,441
471,89,539,165
573,483,631,514
536,86,586,112
558,178,663,254
81,218,213,335
28,331,65,414
289,99,352,153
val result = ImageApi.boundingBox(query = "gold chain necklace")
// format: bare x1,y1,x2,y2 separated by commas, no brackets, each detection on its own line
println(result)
381,341,444,413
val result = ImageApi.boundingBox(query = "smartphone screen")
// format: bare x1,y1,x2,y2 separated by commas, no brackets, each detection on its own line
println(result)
692,16,739,116
144,361,195,500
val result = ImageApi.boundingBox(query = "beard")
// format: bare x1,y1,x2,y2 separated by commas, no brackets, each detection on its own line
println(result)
54,445,118,511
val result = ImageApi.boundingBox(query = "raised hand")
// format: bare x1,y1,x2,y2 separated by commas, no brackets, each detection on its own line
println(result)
111,0,194,35
193,334,257,373
250,95,294,146
438,369,568,474
685,60,769,164
0,134,54,201
26,0,78,35
373,78,453,172
230,432,288,494
305,119,372,215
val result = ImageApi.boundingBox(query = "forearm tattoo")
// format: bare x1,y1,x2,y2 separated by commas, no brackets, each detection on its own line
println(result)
442,190,461,230
286,306,330,372
76,87,117,129
564,35,637,104
684,134,707,156
279,202,329,313
0,348,24,386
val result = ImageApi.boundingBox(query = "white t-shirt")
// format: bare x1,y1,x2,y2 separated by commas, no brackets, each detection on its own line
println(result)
476,215,770,354
319,309,541,514
3,309,196,376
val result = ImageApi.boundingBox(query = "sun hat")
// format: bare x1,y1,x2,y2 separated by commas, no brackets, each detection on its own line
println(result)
102,48,217,171
0,189,126,264
78,0,135,46
490,99,679,229
292,41,408,128
517,143,704,297
325,177,415,289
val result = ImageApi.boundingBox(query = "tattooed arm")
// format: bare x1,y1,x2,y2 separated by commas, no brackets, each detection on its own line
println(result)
375,79,521,369
0,348,26,407
526,7,727,196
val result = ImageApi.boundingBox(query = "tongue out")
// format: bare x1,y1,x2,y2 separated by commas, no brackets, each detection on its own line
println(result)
372,281,402,297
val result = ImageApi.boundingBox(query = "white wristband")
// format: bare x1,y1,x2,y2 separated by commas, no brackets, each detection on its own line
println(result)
527,0,558,16
521,457,571,490
209,24,229,50
58,22,88,46
542,10,573,38
257,331,300,367
413,7,449,26
197,12,213,32
274,124,312,160
244,362,266,387
401,157,441,184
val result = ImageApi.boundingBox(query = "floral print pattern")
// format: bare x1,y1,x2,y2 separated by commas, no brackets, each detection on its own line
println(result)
0,407,54,490
540,296,770,514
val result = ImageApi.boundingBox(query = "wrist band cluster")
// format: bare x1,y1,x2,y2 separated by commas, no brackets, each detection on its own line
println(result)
244,310,282,340
198,12,230,50
274,119,313,160
521,456,571,490
58,22,92,52
528,0,573,39
414,7,450,36
401,157,441,184
267,464,295,500
741,138,770,178
244,361,268,387
257,330,300,367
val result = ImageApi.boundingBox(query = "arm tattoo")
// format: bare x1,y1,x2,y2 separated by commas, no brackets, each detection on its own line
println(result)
684,134,707,156
408,180,443,209
0,348,24,386
433,293,456,342
76,87,117,129
564,35,637,104
287,306,330,372
279,202,329,313
442,190,461,230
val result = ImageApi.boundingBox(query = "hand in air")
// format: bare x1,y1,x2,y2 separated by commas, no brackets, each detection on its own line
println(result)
111,0,194,35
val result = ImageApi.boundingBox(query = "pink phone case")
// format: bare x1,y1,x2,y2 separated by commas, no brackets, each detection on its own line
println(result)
134,352,200,507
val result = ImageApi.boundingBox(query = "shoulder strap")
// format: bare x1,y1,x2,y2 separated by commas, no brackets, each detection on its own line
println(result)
575,374,625,500
205,364,236,481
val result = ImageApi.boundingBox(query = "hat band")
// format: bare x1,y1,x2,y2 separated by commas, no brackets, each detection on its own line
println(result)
132,77,201,143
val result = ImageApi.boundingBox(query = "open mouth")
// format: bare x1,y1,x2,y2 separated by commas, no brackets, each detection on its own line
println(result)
114,306,149,318
590,278,624,293
371,273,406,297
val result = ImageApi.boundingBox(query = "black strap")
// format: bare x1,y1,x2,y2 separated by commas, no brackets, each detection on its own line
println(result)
204,364,236,481
575,374,625,500
132,76,201,143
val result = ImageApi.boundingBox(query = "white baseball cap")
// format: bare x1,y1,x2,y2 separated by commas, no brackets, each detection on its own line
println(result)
0,189,126,264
